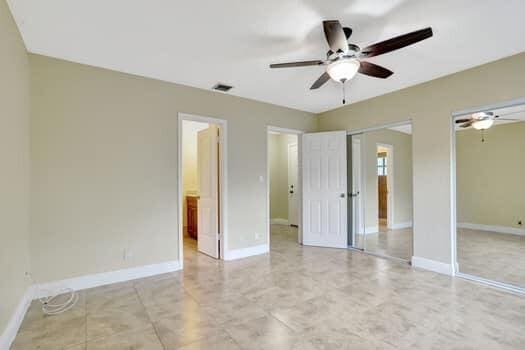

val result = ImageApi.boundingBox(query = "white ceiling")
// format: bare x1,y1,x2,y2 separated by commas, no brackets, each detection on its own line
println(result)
7,0,525,113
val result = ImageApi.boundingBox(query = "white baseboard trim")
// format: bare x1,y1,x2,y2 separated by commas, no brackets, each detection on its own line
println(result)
411,256,454,276
0,287,34,350
458,222,525,236
358,226,379,235
1,260,182,348
223,244,269,261
33,260,181,299
391,221,413,230
270,218,289,225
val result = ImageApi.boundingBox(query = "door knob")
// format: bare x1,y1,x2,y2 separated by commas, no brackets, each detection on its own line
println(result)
340,193,346,198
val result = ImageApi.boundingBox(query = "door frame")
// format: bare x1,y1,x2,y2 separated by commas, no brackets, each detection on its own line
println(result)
178,113,228,266
287,142,299,227
350,137,363,246
266,126,304,246
376,143,394,229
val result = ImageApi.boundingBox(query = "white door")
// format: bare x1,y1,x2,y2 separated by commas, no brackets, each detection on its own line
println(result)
288,143,299,226
197,125,219,258
302,131,347,248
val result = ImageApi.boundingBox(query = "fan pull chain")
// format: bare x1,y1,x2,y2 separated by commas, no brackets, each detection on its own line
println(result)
342,80,346,104
481,129,485,143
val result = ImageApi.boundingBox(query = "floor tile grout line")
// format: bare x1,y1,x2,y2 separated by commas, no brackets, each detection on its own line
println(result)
132,284,167,350
267,310,298,334
221,326,249,350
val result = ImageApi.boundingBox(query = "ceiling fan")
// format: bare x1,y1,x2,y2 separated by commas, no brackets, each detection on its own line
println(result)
455,111,519,142
455,112,517,130
269,20,433,103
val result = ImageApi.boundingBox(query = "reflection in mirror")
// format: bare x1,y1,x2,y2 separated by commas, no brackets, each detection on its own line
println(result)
349,123,413,261
455,103,525,288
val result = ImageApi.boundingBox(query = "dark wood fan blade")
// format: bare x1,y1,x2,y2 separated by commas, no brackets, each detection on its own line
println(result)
460,120,474,128
343,27,353,39
323,20,348,53
455,118,471,124
494,115,520,121
360,27,433,58
310,72,331,90
358,61,393,79
270,60,324,68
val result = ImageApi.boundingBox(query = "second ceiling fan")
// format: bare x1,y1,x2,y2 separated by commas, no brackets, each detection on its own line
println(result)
270,20,433,102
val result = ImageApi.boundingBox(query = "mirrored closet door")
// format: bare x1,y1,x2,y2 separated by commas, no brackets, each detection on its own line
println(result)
348,123,414,262
454,102,525,290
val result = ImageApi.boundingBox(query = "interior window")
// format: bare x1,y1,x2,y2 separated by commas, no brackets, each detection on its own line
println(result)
377,154,387,176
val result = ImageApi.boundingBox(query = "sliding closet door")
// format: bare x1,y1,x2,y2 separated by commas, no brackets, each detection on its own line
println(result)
360,126,413,261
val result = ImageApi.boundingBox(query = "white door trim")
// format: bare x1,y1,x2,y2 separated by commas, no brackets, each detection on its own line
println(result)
346,119,412,136
267,125,304,246
351,137,363,243
377,143,394,229
178,113,228,265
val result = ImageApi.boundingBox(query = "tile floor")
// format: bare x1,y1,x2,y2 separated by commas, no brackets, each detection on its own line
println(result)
358,227,414,261
11,225,525,349
457,228,525,287
355,225,524,288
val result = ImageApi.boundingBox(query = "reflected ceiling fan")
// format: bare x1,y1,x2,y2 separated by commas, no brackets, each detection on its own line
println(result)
455,111,519,142
455,112,517,130
269,20,433,103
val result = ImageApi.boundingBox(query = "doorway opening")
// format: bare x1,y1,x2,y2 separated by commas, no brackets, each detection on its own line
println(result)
178,114,227,264
377,144,393,232
267,126,301,250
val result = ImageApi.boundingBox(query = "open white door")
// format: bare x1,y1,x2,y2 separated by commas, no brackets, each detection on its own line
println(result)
197,125,219,258
302,131,347,248
288,143,299,226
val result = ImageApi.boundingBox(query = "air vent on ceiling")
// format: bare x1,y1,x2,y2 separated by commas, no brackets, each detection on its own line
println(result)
212,83,233,92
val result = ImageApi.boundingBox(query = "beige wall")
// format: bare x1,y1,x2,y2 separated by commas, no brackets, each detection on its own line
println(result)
361,129,413,229
29,54,316,283
456,122,525,228
319,52,525,265
181,120,208,227
0,0,32,337
269,133,297,221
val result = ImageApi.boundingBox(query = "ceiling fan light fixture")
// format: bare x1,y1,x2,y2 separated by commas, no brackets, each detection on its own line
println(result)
326,58,360,82
472,118,494,130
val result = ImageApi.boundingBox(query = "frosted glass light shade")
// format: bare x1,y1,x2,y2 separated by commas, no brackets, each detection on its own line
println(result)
327,58,360,82
472,119,494,130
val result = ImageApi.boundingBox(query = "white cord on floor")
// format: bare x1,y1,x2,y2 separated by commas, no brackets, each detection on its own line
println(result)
25,272,79,316
39,288,79,315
